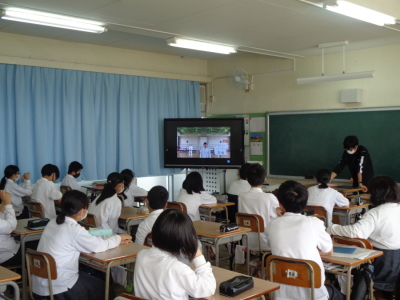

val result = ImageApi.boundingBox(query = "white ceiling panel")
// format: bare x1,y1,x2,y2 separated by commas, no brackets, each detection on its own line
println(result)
0,22,70,40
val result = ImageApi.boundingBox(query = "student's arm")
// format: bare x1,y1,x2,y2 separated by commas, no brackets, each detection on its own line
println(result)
319,248,333,256
334,190,349,208
313,218,333,254
73,227,126,254
48,183,62,203
134,221,148,245
9,180,33,197
108,200,125,234
0,191,17,234
332,152,347,180
200,191,217,204
357,173,368,192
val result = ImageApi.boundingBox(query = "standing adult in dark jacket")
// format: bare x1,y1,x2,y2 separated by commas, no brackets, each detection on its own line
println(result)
331,135,374,192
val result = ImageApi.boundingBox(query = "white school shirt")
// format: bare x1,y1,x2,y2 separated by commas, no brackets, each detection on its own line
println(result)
176,189,216,221
60,175,81,191
327,202,400,250
123,183,147,207
227,179,251,195
88,194,125,234
0,205,20,264
238,188,279,251
135,209,163,245
134,247,216,300
31,178,62,220
307,185,349,227
4,178,32,216
199,148,211,158
32,217,121,296
265,213,332,300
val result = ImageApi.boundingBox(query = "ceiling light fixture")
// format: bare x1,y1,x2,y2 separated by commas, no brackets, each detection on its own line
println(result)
0,9,107,33
324,1,396,26
167,38,236,54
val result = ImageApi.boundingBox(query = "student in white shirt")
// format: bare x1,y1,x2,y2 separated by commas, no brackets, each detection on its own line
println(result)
134,209,216,300
307,169,349,227
0,165,32,219
135,186,168,245
88,172,125,234
32,190,132,300
61,161,83,191
120,169,147,207
199,142,211,158
31,164,62,220
176,171,216,221
227,163,252,195
238,163,280,251
266,180,344,300
327,175,400,300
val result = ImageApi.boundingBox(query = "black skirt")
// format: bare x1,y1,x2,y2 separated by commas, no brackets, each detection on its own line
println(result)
373,247,400,292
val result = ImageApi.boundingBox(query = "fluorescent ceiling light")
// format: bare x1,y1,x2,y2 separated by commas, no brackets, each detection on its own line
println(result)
325,1,396,26
297,71,375,84
167,38,236,54
0,9,107,33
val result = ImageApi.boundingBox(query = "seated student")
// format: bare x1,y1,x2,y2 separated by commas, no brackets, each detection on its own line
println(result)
266,180,343,300
134,209,216,300
88,172,126,234
327,175,400,300
227,163,252,195
238,163,279,251
307,169,349,227
135,186,168,245
0,165,32,219
120,169,147,207
32,190,132,300
61,161,83,191
31,164,62,220
176,172,216,221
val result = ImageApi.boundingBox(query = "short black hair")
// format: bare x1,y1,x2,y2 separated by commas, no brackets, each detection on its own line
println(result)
56,190,89,225
316,169,331,189
152,209,198,262
121,169,135,188
239,163,252,180
147,185,169,209
247,164,265,186
343,135,358,150
95,172,124,206
369,175,399,207
41,164,60,180
68,161,83,174
0,165,20,190
182,171,205,194
278,180,308,213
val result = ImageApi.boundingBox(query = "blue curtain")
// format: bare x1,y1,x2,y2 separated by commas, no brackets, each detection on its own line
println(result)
0,63,200,181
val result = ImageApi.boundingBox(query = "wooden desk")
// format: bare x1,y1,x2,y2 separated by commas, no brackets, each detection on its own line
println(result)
322,245,383,300
333,203,370,225
199,202,235,223
118,207,148,233
83,185,104,197
193,221,251,275
0,266,21,300
332,186,363,198
12,218,44,300
80,243,149,300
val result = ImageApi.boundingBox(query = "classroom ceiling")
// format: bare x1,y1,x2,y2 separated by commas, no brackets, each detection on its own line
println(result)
0,0,400,59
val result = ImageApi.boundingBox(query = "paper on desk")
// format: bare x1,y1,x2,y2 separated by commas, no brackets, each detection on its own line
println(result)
331,246,371,260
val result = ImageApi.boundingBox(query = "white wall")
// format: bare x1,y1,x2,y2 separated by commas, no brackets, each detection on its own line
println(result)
208,43,400,114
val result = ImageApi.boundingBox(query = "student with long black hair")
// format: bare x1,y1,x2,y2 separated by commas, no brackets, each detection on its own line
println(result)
88,172,125,234
0,165,32,219
120,169,147,207
134,209,216,300
32,190,132,300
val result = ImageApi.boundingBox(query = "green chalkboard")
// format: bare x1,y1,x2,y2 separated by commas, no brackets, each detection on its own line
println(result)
268,109,400,182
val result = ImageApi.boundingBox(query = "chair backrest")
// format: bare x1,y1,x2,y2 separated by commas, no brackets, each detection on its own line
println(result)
79,213,98,230
166,202,187,213
236,212,265,252
266,255,321,300
28,201,45,218
115,294,149,300
144,233,153,247
305,205,328,227
26,249,57,300
60,185,72,195
331,236,373,250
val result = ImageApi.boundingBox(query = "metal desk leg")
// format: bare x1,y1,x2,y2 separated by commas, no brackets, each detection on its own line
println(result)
0,281,20,300
224,207,229,223
243,233,250,275
208,209,212,222
105,262,112,300
346,265,353,300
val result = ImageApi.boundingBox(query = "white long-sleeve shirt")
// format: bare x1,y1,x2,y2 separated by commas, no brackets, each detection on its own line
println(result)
0,205,20,264
88,194,125,234
32,218,121,296
176,189,216,221
123,183,147,207
238,187,279,251
4,178,32,216
134,247,216,300
227,179,251,195
31,178,62,220
307,185,349,226
327,202,400,250
60,175,81,191
135,209,163,245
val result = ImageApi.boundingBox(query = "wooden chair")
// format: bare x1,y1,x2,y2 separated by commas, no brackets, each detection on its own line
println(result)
305,205,328,227
28,201,45,218
114,294,149,300
236,212,270,279
79,213,98,229
60,185,72,195
144,233,153,247
166,202,187,213
266,255,322,300
26,249,57,300
331,236,373,250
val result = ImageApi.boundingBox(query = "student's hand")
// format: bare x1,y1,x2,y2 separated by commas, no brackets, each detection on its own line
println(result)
276,207,284,217
0,191,12,206
319,247,333,256
23,172,30,180
359,183,368,192
194,248,203,258
118,234,133,245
